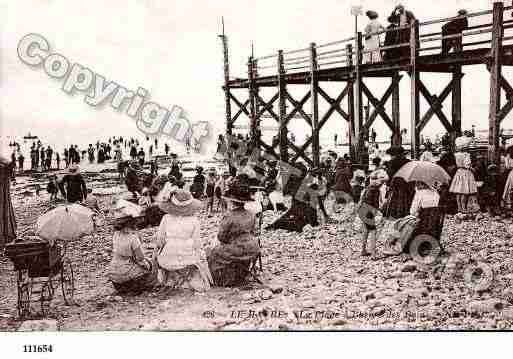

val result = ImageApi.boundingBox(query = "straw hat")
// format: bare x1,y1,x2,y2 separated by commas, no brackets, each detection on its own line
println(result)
158,189,202,216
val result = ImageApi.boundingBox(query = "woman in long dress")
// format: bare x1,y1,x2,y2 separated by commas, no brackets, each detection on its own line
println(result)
382,146,415,220
207,176,260,287
266,163,319,232
364,11,385,64
108,214,157,294
0,156,16,249
154,189,213,291
449,137,477,214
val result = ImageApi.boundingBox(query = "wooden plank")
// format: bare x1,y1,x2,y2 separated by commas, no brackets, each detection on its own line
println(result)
361,81,395,131
451,67,463,149
254,92,280,122
364,75,402,131
348,79,357,161
392,72,401,146
285,92,312,127
277,50,289,163
310,43,320,168
221,34,232,137
284,92,311,125
355,32,364,163
417,78,455,132
248,57,258,149
417,80,453,133
256,93,279,120
230,99,250,125
410,20,420,159
229,91,250,117
226,45,513,89
488,2,503,166
317,86,350,130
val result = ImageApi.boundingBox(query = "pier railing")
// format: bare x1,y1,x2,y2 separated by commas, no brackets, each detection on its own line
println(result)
246,4,513,78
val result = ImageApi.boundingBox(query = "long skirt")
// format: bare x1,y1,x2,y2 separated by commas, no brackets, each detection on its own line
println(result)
382,178,415,220
207,237,260,287
112,271,158,294
266,199,319,232
0,164,17,248
158,263,212,291
449,168,477,194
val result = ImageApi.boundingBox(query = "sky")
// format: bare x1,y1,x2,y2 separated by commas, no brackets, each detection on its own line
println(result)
1,0,512,157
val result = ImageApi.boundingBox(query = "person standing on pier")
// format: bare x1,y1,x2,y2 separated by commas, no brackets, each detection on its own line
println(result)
442,9,468,55
391,4,416,58
364,10,385,64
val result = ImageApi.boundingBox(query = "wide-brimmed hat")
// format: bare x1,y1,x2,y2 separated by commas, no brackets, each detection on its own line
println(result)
223,176,253,203
455,136,472,150
386,145,406,156
68,164,80,174
158,189,202,216
366,10,379,19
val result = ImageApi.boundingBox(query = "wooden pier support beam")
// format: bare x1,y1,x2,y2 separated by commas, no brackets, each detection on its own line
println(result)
346,44,357,161
488,1,504,166
451,67,463,150
410,20,420,159
392,72,401,146
355,33,364,163
277,50,289,163
220,32,232,137
310,43,320,168
248,56,258,150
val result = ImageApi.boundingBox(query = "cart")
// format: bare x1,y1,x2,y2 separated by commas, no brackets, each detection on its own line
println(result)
4,240,74,317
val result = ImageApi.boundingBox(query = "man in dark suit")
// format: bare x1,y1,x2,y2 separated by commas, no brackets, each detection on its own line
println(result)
442,10,469,54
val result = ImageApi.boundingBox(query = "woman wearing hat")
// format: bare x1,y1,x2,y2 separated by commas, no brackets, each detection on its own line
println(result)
108,212,157,294
190,166,205,199
382,146,415,220
154,189,212,291
449,136,477,215
207,176,260,287
333,158,352,204
0,155,16,249
364,10,385,64
267,162,319,232
61,164,88,203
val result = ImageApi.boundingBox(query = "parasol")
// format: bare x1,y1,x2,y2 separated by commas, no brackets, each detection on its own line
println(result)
36,204,95,243
394,160,450,187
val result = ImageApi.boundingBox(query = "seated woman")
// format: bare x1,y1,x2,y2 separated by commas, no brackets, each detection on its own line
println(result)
403,181,441,253
154,189,212,291
207,176,261,287
266,162,319,232
107,212,157,294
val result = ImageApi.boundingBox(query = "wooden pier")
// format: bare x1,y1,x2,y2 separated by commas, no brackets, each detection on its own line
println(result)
220,2,513,167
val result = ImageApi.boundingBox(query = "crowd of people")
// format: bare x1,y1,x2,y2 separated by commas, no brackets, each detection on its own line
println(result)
5,123,513,296
7,136,174,174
